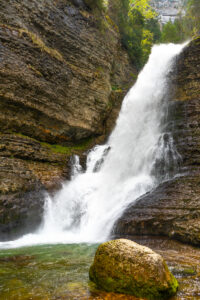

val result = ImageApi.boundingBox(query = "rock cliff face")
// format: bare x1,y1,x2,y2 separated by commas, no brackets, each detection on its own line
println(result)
115,37,200,246
0,0,136,240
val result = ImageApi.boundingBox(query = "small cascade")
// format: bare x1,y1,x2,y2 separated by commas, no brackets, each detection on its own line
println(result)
70,155,83,178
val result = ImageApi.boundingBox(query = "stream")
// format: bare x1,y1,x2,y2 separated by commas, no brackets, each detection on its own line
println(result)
0,238,200,299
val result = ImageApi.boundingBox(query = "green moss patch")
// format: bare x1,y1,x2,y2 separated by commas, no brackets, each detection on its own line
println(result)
0,131,93,155
40,138,93,155
89,239,179,300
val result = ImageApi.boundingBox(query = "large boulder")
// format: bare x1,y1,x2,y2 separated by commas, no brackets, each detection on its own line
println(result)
89,239,178,299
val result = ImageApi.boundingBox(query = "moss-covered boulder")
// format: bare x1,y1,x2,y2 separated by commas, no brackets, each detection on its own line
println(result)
89,239,178,299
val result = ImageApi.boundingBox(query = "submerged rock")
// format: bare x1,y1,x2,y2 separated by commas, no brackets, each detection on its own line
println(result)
89,239,178,300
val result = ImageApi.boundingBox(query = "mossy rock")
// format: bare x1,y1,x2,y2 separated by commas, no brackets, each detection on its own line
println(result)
89,239,178,300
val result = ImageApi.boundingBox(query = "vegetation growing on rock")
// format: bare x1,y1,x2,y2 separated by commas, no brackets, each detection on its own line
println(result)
89,239,178,299
108,0,161,68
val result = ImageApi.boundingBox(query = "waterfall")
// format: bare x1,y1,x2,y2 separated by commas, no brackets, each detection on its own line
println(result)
0,43,186,248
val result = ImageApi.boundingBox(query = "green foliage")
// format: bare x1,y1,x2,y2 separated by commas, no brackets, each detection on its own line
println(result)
161,16,189,44
141,29,154,65
130,0,157,19
108,0,142,67
40,138,94,155
108,0,160,68
186,0,200,36
161,21,182,43
124,8,145,67
141,17,161,65
129,0,161,66
146,18,161,43
161,0,200,44
7,132,93,155
84,0,105,11
111,85,122,92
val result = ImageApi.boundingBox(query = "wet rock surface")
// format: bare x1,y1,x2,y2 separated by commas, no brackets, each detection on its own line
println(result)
115,175,200,246
115,37,200,246
0,0,136,238
89,239,178,299
0,237,200,299
129,236,200,300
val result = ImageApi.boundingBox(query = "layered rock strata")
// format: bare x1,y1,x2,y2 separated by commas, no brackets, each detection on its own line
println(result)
0,0,136,239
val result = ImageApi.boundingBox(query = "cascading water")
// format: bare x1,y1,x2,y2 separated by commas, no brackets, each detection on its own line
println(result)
0,43,186,249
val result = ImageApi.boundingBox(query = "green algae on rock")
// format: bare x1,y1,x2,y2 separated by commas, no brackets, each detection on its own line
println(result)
89,239,178,300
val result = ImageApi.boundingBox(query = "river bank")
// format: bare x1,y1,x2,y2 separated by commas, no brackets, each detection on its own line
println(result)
0,237,200,299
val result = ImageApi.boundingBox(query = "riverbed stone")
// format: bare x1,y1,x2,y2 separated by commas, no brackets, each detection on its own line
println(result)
89,239,178,299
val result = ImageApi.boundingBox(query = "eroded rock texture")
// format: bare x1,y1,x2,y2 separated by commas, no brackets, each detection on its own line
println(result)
0,0,136,239
115,37,200,246
89,239,178,299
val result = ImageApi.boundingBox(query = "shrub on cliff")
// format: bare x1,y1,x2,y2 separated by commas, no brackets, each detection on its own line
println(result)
108,0,161,68
186,0,200,36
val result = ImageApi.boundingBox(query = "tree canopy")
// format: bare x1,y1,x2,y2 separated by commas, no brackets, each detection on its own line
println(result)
161,0,200,43
108,0,161,68
84,0,200,66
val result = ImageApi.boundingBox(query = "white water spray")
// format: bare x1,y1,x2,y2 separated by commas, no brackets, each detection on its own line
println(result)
0,43,186,248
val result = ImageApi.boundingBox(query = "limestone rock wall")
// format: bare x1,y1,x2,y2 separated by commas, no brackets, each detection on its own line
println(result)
0,0,136,239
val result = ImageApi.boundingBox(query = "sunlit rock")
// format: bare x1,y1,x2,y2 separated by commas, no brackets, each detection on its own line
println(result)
89,239,178,300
